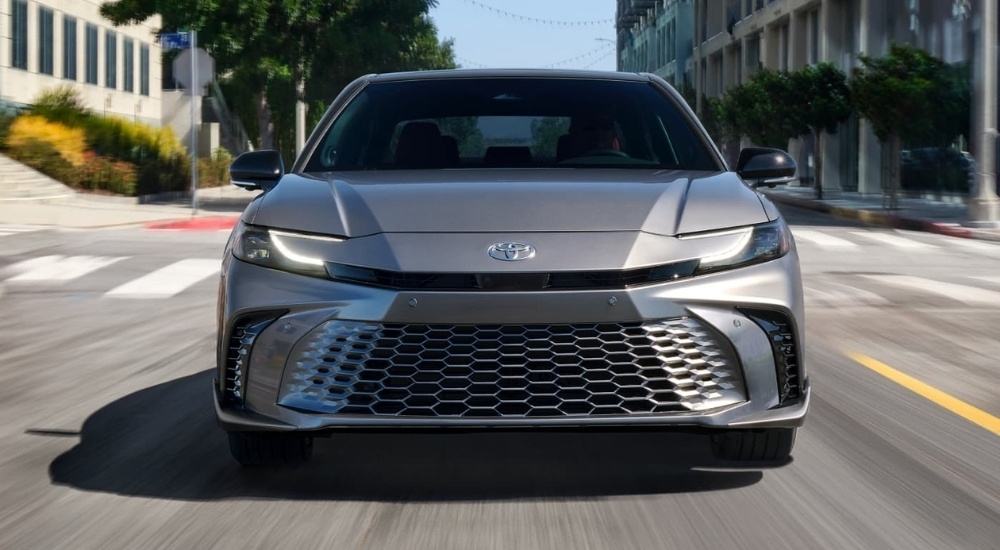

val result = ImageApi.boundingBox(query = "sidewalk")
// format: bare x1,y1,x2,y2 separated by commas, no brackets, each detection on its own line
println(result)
760,185,1000,242
0,185,259,229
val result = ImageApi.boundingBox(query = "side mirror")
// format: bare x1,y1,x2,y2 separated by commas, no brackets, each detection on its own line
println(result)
736,147,797,188
230,150,284,192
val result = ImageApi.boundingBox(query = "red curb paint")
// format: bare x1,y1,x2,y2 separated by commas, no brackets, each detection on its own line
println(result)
145,216,240,231
927,223,973,239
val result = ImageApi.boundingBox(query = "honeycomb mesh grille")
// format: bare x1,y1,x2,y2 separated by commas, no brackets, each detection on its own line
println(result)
279,318,746,417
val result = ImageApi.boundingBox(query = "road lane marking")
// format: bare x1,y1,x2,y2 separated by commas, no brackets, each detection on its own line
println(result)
791,229,859,248
6,255,126,282
850,231,938,249
105,259,220,298
861,275,1000,306
846,352,1000,436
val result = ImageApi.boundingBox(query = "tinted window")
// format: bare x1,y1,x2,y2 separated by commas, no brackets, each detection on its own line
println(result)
305,78,718,172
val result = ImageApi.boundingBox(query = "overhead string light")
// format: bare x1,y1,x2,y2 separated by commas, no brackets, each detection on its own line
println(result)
455,56,491,68
461,0,613,27
542,42,615,68
454,42,614,70
579,50,616,70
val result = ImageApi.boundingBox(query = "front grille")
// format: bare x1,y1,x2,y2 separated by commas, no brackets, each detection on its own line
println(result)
221,312,282,407
325,260,700,291
741,308,801,406
278,318,746,417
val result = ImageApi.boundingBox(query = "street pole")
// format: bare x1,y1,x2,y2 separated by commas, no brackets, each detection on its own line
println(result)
190,30,199,215
969,0,999,226
295,62,306,156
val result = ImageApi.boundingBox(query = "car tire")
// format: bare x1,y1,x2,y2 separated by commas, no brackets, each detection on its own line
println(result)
227,431,314,467
710,428,796,463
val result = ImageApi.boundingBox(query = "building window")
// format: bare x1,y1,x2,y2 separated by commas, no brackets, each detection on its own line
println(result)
123,38,134,92
10,0,28,70
106,30,117,88
38,7,54,75
85,24,98,84
140,43,150,96
63,16,77,80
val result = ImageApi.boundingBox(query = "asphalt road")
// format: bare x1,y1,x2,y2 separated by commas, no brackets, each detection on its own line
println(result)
1,206,999,550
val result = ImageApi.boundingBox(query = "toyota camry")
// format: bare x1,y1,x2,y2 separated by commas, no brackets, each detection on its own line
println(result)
216,69,807,467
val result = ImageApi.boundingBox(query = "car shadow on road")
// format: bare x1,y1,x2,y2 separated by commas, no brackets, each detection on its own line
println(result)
49,370,766,502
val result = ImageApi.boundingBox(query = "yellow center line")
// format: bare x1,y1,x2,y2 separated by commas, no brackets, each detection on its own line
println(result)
846,351,1000,436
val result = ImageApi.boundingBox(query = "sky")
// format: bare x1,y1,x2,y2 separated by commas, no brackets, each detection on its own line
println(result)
428,0,618,72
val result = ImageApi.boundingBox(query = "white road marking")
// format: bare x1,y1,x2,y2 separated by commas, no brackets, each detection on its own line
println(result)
968,275,1000,286
862,275,1000,306
804,280,890,307
791,229,859,248
0,225,42,238
943,238,1000,253
6,255,126,282
105,259,220,298
850,232,938,250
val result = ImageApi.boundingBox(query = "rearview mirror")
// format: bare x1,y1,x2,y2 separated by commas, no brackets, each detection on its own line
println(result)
230,150,284,192
736,147,796,188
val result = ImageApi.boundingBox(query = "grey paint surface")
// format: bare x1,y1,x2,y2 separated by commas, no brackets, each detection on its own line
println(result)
2,206,1000,549
253,170,769,238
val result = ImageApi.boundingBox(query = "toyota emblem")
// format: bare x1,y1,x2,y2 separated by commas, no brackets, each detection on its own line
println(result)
488,242,536,261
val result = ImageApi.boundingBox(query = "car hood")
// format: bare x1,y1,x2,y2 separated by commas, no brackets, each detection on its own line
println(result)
251,169,771,238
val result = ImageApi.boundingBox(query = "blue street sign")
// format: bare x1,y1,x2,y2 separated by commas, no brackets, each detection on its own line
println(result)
160,32,190,51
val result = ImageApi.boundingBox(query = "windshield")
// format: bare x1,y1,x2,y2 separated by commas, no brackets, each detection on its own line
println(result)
303,77,720,172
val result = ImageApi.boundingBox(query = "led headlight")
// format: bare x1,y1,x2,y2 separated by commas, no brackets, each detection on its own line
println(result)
693,218,791,275
232,222,342,278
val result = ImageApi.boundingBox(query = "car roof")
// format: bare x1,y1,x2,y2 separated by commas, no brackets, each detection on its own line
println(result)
367,68,654,83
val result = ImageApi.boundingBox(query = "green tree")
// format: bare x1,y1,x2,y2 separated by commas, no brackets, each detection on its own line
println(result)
739,69,806,150
713,69,804,151
530,117,570,158
438,117,485,157
790,62,852,199
849,43,967,204
100,0,455,164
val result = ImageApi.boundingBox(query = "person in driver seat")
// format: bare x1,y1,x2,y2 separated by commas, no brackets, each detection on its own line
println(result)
570,116,621,154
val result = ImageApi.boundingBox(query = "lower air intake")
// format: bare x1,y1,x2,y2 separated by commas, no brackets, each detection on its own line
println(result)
278,318,747,417
741,308,801,406
222,312,282,407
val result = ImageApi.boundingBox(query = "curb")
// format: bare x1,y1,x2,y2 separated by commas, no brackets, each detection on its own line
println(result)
145,216,240,231
761,191,1000,243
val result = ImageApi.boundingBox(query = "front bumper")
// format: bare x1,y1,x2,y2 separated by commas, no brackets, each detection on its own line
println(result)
216,251,807,433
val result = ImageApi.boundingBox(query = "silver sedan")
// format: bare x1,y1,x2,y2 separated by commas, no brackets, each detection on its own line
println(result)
215,69,807,467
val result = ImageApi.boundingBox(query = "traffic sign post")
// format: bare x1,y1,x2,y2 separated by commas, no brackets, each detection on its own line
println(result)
160,32,190,51
164,31,216,215
190,30,198,214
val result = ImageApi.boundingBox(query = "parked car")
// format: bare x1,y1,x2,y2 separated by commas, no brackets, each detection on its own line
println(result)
216,69,808,467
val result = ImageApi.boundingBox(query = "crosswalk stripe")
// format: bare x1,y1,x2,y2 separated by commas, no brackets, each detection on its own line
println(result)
968,275,1000,286
105,259,220,298
862,275,1000,306
791,229,859,248
945,238,1000,252
0,227,39,237
0,226,40,232
804,281,890,307
7,255,126,282
850,232,937,249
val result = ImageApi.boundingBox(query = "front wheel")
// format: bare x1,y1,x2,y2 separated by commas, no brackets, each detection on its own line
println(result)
227,431,314,467
710,428,796,463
